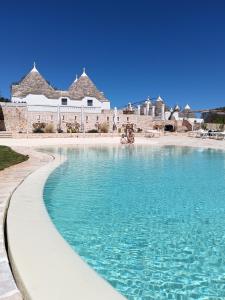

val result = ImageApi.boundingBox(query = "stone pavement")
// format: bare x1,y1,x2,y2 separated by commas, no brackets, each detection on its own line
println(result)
0,148,52,300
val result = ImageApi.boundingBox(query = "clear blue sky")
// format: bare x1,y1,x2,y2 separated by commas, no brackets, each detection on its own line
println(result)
0,0,225,109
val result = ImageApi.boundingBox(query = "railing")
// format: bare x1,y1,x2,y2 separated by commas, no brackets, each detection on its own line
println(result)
0,102,27,107
28,105,58,112
1,103,102,113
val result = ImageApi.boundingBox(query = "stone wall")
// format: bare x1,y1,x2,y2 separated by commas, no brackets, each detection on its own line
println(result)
204,123,225,131
1,103,176,133
1,104,28,132
27,110,155,133
0,120,5,131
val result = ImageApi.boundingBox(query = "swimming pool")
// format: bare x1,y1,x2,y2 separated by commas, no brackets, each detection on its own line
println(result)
44,146,225,299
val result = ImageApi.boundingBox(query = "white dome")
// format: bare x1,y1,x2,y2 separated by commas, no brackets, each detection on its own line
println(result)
184,104,191,110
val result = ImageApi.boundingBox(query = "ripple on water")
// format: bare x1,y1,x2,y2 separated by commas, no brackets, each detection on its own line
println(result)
44,146,225,299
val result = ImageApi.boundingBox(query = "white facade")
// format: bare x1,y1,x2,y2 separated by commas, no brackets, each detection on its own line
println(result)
12,94,110,110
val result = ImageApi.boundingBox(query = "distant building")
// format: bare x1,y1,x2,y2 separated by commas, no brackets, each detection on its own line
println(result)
165,104,203,124
136,96,166,119
0,63,205,134
11,63,110,110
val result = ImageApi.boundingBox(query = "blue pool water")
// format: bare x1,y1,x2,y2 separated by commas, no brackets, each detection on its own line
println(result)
44,146,225,299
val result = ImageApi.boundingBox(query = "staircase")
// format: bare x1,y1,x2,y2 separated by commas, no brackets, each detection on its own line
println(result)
0,131,13,138
182,119,192,131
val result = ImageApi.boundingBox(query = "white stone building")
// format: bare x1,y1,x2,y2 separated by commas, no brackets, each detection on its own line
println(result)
168,104,203,124
2,63,203,134
11,64,110,111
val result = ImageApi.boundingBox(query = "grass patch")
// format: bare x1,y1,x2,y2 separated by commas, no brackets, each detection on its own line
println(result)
0,145,29,171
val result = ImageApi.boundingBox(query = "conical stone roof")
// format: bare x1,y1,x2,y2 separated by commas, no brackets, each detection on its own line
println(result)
11,65,110,102
68,70,109,102
174,104,180,111
11,65,60,99
156,96,164,102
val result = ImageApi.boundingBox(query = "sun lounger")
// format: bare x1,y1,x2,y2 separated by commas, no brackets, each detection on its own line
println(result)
145,130,160,138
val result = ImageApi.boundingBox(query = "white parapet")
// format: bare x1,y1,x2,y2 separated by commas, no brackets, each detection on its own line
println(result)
27,105,102,113
152,105,155,118
161,104,165,120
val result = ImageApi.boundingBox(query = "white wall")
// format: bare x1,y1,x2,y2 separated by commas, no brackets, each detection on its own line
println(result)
12,94,110,110
188,118,204,124
164,111,171,120
173,111,180,120
12,95,58,106
101,101,110,110
80,96,101,108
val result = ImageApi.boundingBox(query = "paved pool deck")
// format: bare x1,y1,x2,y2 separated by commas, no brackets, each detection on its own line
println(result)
1,134,225,299
0,148,52,300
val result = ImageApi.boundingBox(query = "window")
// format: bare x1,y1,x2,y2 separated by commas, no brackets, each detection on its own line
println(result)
107,116,109,122
87,99,93,107
96,116,99,121
86,116,88,123
127,117,129,122
117,117,119,122
51,115,53,121
62,115,65,121
37,115,40,121
75,116,77,121
61,98,67,105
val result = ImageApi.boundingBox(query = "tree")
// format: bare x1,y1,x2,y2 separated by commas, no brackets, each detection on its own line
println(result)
0,91,10,102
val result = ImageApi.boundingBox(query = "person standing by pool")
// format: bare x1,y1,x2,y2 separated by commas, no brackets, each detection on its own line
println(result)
127,129,135,144
120,134,127,144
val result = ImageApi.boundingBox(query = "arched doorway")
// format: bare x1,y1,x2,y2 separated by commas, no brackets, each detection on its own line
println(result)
0,105,6,131
164,124,174,132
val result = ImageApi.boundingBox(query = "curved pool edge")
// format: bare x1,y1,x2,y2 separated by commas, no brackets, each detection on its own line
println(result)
7,153,125,300
6,137,225,300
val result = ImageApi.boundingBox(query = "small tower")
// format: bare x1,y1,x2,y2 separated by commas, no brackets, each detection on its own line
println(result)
81,67,87,77
174,104,180,111
183,104,195,118
155,95,164,116
184,104,191,111
31,62,38,73
156,95,164,102
74,74,78,83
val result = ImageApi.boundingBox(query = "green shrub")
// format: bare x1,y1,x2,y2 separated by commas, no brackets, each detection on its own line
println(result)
44,123,55,133
32,122,46,133
219,123,224,130
33,127,44,133
66,122,80,133
201,123,207,130
99,122,109,133
87,129,98,133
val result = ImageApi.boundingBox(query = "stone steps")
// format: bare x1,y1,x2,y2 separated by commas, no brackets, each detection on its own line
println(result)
0,132,13,138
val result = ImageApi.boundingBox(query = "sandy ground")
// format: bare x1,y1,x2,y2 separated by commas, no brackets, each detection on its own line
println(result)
1,134,225,151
